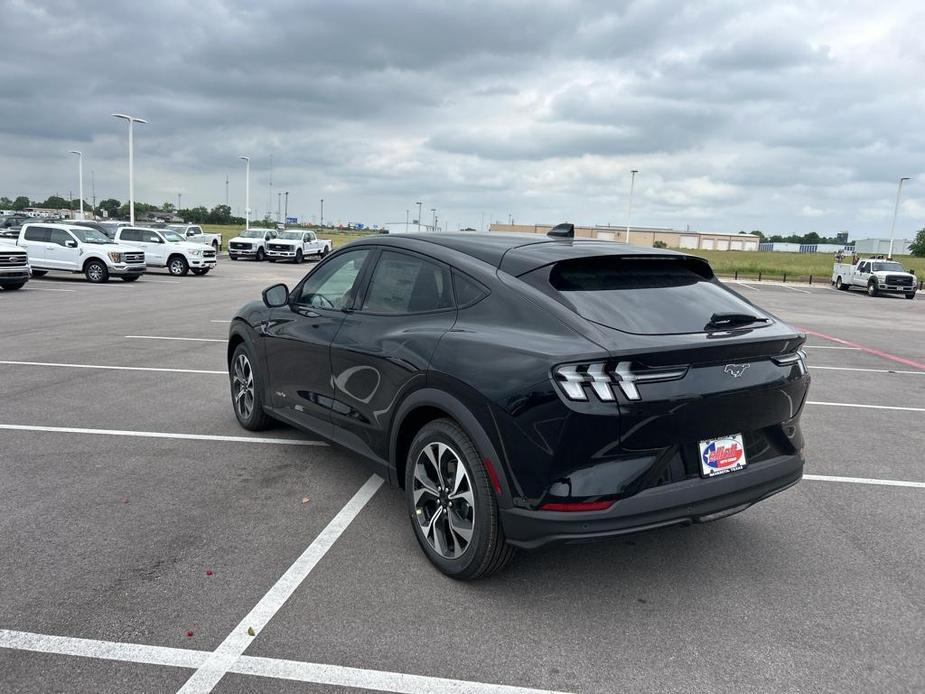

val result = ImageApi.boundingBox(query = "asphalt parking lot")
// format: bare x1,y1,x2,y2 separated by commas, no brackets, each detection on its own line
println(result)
1,262,923,694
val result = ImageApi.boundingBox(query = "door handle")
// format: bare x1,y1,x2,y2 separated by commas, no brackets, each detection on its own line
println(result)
45,245,56,250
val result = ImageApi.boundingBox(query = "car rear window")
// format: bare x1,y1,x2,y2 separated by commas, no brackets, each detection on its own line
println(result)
527,255,762,335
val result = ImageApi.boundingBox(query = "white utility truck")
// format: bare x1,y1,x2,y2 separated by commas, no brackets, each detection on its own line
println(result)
265,230,331,263
832,257,917,299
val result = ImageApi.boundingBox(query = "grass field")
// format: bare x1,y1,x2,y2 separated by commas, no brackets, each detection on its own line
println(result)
689,249,925,280
201,224,378,250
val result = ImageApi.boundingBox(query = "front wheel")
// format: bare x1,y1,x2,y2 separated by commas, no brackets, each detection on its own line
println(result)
405,418,515,580
191,268,210,275
256,248,265,261
230,344,272,431
906,292,916,300
31,270,48,278
85,260,109,283
295,250,303,264
2,282,26,290
168,256,189,276
867,280,878,297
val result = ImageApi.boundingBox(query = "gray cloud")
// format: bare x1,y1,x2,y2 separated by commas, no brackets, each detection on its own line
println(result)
1,0,924,236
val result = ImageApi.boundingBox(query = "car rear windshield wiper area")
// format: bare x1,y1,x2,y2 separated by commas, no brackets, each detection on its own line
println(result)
706,312,770,330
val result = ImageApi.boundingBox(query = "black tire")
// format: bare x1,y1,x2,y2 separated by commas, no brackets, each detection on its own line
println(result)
256,248,265,262
2,282,26,290
405,418,515,580
295,250,303,264
84,259,109,283
213,240,220,252
121,275,141,282
168,255,189,276
31,270,48,278
230,255,239,261
867,280,878,297
835,276,845,290
229,343,272,431
268,258,276,263
906,292,916,300
320,246,329,258
191,268,210,275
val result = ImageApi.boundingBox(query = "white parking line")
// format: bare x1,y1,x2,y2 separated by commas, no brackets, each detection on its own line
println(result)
804,345,861,350
28,287,78,292
0,360,226,375
777,284,810,293
125,335,225,343
139,279,181,284
731,281,760,291
806,401,925,413
210,320,232,323
0,424,326,446
804,474,925,489
0,628,570,694
809,365,925,376
177,475,385,693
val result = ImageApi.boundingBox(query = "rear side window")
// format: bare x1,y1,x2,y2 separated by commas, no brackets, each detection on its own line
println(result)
530,255,761,335
23,226,51,243
362,251,452,314
453,270,489,307
121,229,142,242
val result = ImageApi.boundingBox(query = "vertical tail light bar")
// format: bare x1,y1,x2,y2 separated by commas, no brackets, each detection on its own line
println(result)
553,361,688,402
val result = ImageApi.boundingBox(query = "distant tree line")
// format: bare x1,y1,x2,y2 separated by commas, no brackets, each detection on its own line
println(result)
738,230,847,245
1,194,243,225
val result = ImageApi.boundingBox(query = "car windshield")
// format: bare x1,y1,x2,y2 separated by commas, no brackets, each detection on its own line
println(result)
278,232,302,240
70,228,112,244
871,262,905,272
240,230,264,238
163,231,185,242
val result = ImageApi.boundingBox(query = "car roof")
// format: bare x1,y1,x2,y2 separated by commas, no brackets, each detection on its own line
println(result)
370,232,686,275
24,222,93,232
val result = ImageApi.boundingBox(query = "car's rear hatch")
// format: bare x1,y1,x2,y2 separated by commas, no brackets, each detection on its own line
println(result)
512,248,810,451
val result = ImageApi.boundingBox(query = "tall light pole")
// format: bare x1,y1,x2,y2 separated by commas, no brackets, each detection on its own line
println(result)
112,114,147,224
284,191,289,226
625,169,638,244
320,198,324,227
406,209,410,232
239,156,251,228
431,208,436,231
416,201,423,232
277,192,282,223
888,176,911,258
177,192,182,212
68,150,84,220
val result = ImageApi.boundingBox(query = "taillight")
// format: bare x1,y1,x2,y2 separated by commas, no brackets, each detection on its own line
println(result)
771,350,807,375
539,500,615,512
553,361,688,402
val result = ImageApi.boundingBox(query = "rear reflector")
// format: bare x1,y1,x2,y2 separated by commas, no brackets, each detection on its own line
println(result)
539,500,614,512
482,458,503,495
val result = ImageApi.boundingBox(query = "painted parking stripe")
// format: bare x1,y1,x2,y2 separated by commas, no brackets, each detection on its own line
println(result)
804,474,925,489
210,320,232,323
801,328,925,371
806,401,925,413
177,475,385,693
808,365,925,376
804,345,860,351
0,629,571,694
125,335,225,343
0,360,226,375
731,281,760,291
0,424,326,446
28,287,78,292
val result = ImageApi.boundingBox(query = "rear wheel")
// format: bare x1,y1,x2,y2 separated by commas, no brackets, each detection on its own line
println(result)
84,260,109,283
867,280,878,297
256,248,265,261
295,250,303,264
230,344,272,431
405,418,515,580
2,282,26,290
835,276,845,290
168,256,189,276
121,275,141,282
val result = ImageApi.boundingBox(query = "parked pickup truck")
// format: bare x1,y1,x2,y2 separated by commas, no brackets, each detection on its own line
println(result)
265,230,331,263
112,226,217,276
832,258,917,299
0,240,31,290
18,223,146,283
167,224,223,251
227,228,278,261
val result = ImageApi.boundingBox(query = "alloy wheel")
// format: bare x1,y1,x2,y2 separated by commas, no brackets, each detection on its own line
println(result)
232,353,255,419
87,263,104,282
412,441,475,559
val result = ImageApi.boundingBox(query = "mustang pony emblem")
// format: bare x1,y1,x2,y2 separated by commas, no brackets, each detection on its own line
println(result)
724,363,750,378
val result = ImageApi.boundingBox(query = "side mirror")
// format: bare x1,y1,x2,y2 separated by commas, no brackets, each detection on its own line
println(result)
187,230,195,237
65,239,78,248
262,283,289,308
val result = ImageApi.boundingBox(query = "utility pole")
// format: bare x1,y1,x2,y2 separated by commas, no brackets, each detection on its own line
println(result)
416,201,422,231
225,174,229,209
888,176,911,259
284,191,289,226
320,198,324,227
91,170,96,213
277,192,282,223
481,211,484,232
268,154,273,220
112,113,148,225
239,156,250,228
68,150,84,220
431,208,436,231
406,209,410,232
177,192,182,212
625,169,638,244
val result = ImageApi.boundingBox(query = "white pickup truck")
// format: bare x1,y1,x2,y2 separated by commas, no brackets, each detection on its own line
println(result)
167,224,223,251
112,226,217,276
18,223,146,283
265,230,331,263
227,228,279,261
832,258,917,299
0,240,31,290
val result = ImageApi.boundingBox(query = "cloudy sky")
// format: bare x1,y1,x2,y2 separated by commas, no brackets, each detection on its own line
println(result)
2,0,924,237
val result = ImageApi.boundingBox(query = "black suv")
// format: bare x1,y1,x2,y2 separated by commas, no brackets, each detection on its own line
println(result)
228,228,809,579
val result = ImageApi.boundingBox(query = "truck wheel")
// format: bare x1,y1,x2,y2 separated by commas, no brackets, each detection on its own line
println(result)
867,280,878,297
230,255,238,261
320,246,329,258
295,250,303,264
213,240,219,252
230,344,272,431
191,268,210,276
256,248,265,262
121,275,141,282
835,276,845,290
2,282,26,290
906,292,916,300
31,270,47,278
405,418,515,580
84,259,109,283
168,256,189,276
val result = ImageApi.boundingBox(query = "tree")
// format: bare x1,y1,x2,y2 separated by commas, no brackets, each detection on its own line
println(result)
162,202,175,212
0,196,12,208
39,195,69,209
12,196,30,210
910,228,925,257
99,199,121,216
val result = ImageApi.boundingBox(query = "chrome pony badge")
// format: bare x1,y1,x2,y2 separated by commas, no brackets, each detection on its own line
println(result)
723,363,750,378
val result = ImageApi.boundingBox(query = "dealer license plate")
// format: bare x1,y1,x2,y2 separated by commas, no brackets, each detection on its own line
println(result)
698,434,747,478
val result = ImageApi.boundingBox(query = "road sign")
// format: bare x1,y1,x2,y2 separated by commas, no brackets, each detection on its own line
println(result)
286,216,298,224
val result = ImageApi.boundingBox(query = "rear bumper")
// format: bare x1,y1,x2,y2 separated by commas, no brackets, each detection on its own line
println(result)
500,452,803,549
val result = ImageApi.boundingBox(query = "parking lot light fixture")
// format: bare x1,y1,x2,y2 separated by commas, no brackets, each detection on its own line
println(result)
416,201,422,232
239,156,250,228
626,169,638,244
889,177,911,259
69,150,84,220
112,114,148,225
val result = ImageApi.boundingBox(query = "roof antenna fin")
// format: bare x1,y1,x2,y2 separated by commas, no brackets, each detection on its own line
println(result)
547,222,574,239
